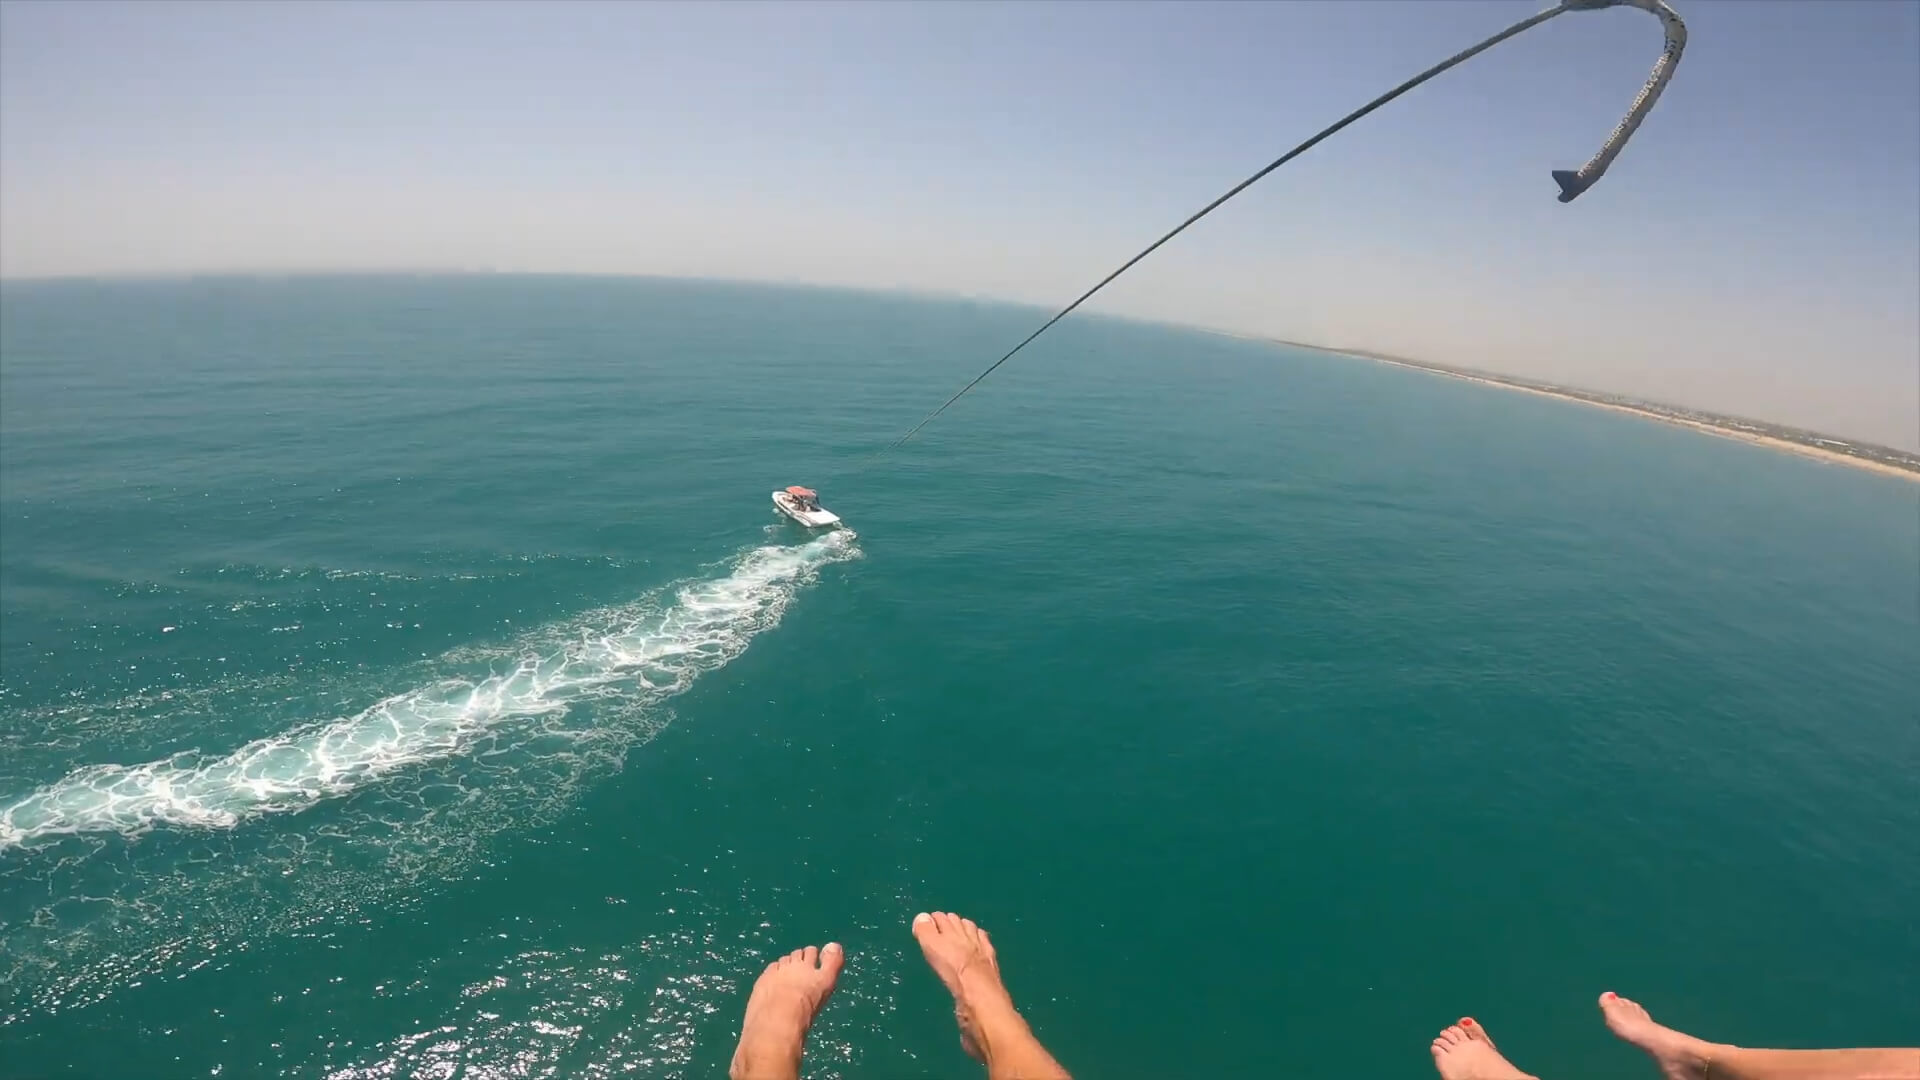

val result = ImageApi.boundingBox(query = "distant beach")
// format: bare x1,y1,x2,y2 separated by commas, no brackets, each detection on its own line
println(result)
1223,331,1920,483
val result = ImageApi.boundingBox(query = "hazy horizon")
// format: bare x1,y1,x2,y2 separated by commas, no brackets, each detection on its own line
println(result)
4,0,1917,449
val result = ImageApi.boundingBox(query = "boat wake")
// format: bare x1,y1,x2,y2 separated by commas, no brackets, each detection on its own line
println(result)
0,532,859,1016
1,531,857,850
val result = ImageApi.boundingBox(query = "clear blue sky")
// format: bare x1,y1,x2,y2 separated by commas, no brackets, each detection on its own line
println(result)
3,1,1916,447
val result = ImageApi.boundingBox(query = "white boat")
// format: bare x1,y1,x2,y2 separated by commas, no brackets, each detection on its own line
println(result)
772,486,842,528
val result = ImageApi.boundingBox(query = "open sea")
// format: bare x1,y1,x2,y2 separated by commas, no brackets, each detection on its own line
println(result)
1,276,1915,1079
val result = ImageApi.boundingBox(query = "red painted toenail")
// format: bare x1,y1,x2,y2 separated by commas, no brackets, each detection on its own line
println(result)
1461,1018,1474,1026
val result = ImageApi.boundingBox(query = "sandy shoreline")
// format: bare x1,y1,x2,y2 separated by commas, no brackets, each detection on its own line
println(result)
1122,326,1916,482
1344,353,1920,483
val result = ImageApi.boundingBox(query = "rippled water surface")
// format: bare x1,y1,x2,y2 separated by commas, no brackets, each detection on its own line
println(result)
3,277,1916,1077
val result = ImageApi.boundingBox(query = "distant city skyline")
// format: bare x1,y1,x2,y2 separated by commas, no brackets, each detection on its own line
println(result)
3,1,1916,448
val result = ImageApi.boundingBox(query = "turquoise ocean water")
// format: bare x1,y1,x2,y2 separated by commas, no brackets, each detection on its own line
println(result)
1,276,1915,1078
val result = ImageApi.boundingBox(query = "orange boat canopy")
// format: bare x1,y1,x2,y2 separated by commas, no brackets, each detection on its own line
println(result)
785,486,817,498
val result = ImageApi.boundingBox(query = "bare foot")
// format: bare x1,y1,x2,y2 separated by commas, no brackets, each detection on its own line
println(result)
912,912,1070,1079
912,911,1007,1061
729,943,844,1080
1599,992,1726,1080
1430,1018,1537,1080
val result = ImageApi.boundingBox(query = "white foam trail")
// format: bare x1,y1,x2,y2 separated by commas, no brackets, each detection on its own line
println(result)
0,532,859,851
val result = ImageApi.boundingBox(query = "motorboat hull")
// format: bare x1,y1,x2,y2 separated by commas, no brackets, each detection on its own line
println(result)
772,491,842,528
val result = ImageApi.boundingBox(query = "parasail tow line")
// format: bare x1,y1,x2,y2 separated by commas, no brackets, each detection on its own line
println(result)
877,0,1687,455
